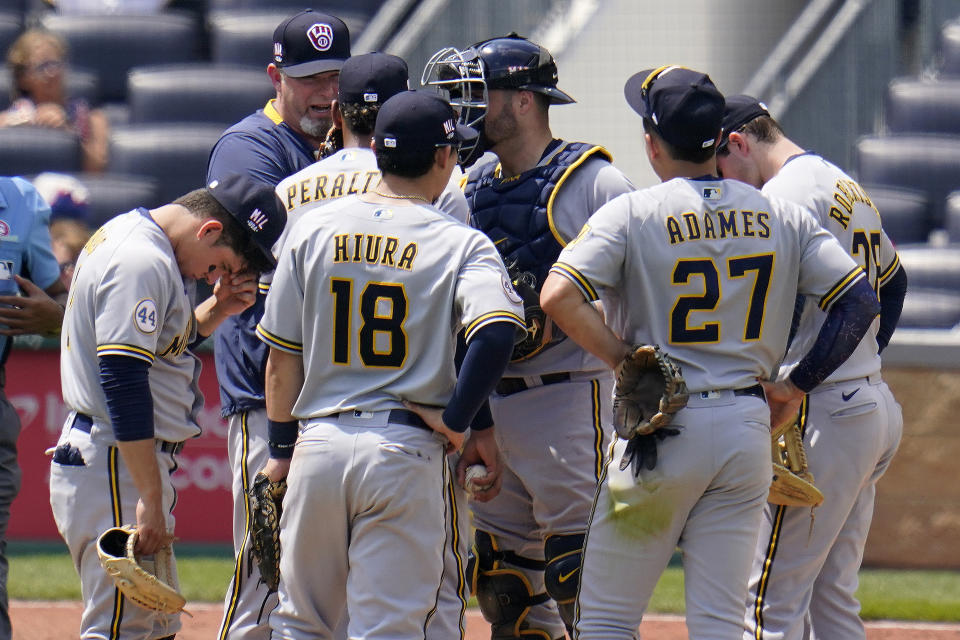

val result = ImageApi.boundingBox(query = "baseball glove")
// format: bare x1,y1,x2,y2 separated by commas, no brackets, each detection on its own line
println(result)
507,266,554,362
769,421,824,507
97,526,185,614
249,471,287,591
613,345,689,440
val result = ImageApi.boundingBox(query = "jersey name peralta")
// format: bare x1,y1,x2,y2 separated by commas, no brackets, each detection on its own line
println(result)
257,196,524,418
767,154,899,383
552,178,862,393
61,209,201,443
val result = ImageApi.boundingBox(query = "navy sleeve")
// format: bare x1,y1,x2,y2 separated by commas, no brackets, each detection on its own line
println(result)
789,277,881,392
99,354,154,441
207,133,287,187
877,265,907,353
442,322,516,433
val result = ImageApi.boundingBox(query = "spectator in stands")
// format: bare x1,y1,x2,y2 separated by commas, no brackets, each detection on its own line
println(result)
0,176,66,639
33,172,92,289
1,29,109,173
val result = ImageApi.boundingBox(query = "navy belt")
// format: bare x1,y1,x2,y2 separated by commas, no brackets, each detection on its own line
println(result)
72,413,184,455
336,409,430,431
495,372,571,397
734,384,765,400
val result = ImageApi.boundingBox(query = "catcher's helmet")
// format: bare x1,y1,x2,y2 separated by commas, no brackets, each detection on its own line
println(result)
422,33,574,165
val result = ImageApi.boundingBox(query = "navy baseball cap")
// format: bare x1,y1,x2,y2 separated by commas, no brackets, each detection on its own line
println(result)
624,65,724,151
338,53,409,105
718,94,771,149
375,90,478,153
207,175,286,269
273,10,350,78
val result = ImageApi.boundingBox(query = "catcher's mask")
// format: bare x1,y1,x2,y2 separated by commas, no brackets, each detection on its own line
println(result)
422,33,575,166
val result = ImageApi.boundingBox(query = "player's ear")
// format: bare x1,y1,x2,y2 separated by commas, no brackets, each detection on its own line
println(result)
728,131,747,155
267,64,283,93
197,219,224,243
332,99,343,129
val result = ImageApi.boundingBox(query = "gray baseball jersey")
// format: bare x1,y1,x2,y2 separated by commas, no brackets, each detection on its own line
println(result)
61,209,201,443
744,154,904,640
258,195,524,414
768,154,899,383
553,177,864,391
552,176,864,638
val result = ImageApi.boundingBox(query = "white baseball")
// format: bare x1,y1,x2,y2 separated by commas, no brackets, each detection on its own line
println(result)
464,464,490,495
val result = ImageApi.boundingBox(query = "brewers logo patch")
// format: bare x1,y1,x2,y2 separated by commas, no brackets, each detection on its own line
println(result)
502,275,522,305
308,23,334,51
134,299,158,334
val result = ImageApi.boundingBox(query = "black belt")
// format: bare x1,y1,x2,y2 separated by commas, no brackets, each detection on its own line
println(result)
72,413,184,455
495,372,571,397
336,409,430,431
734,384,765,400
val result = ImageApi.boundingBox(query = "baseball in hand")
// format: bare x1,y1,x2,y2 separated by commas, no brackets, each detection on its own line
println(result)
464,464,491,496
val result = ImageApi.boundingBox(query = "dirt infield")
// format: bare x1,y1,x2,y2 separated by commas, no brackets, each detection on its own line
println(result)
11,601,960,639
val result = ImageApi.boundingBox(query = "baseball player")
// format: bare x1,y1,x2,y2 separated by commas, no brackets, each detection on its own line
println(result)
540,65,882,639
48,175,285,640
256,90,524,639
207,11,351,640
273,52,475,640
423,34,635,639
715,95,906,640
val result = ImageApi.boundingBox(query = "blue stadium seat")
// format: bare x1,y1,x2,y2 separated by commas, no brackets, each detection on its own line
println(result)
885,79,960,135
0,126,81,175
71,172,162,228
0,67,99,111
208,9,370,68
939,19,960,77
855,134,960,231
862,184,931,245
127,64,273,125
106,123,223,204
896,245,960,330
946,191,960,243
898,289,960,329
39,12,204,103
0,12,22,62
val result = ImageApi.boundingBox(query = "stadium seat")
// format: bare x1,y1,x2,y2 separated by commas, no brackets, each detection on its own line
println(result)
0,68,99,112
107,123,223,204
862,184,931,245
939,19,960,77
208,0,381,12
39,13,204,103
0,12,22,62
946,192,960,243
72,172,162,228
0,126,81,175
208,9,370,68
885,79,960,135
127,64,273,125
855,134,960,231
897,289,960,329
897,245,960,291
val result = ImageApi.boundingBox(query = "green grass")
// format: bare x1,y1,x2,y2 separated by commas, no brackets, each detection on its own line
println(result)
7,542,960,622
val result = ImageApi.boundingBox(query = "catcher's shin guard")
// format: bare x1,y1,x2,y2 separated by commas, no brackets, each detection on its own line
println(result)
469,530,553,640
543,533,585,634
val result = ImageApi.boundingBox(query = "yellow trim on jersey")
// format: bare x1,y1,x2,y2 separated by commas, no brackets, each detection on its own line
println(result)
878,253,901,286
445,473,468,640
546,145,613,246
218,412,251,640
255,324,303,353
97,344,155,363
108,447,125,640
458,172,468,192
263,99,283,125
550,262,599,302
463,312,525,342
818,266,864,311
258,281,270,294
590,380,604,482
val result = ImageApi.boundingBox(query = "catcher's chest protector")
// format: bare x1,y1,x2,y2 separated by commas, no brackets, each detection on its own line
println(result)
465,142,611,288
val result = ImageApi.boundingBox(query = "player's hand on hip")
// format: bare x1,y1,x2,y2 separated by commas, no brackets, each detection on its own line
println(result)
212,271,258,316
402,400,465,454
456,428,502,502
261,457,291,484
760,378,804,435
134,497,174,556
0,275,64,336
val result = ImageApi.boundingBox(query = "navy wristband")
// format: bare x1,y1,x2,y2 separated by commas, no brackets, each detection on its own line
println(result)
268,419,298,459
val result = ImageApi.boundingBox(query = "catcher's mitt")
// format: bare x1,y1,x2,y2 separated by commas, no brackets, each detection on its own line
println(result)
769,421,824,507
507,266,554,362
613,345,689,440
97,526,185,614
249,471,287,591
